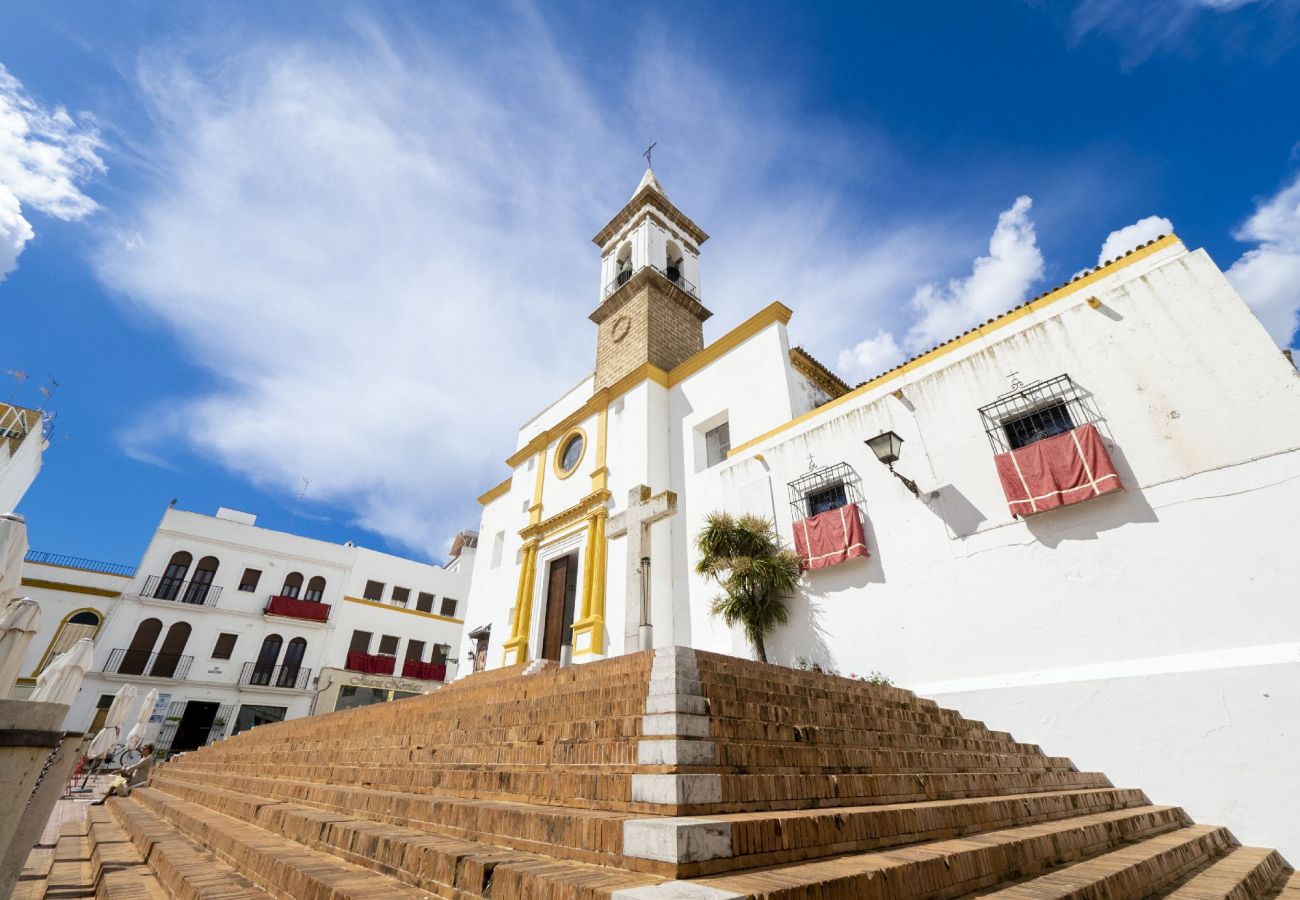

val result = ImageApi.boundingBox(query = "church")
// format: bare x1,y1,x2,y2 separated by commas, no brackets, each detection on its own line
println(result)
465,169,1300,855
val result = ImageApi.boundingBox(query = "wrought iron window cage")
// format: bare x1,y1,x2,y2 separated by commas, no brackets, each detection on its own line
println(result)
977,373,1100,454
787,461,864,521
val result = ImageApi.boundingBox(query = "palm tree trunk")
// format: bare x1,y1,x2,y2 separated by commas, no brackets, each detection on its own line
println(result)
752,631,767,664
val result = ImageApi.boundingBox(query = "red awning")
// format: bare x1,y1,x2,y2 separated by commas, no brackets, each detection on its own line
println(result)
793,504,869,571
345,651,396,675
401,659,447,682
265,595,331,622
993,423,1123,518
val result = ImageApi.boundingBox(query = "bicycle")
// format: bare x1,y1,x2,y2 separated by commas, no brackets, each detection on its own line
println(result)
70,742,143,793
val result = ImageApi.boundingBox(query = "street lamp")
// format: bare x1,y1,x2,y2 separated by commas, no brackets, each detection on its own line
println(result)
865,431,920,497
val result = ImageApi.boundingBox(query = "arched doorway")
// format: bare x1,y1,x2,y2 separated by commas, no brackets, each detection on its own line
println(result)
184,556,219,604
120,618,163,675
154,552,192,601
277,637,307,688
150,621,192,677
280,572,303,598
251,634,283,686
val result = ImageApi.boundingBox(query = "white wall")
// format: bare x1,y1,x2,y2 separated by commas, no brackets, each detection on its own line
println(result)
691,244,1300,857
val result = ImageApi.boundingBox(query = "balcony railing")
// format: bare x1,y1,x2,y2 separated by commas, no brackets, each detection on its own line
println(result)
401,659,448,682
345,651,396,675
140,574,222,607
25,550,137,577
264,594,331,622
601,263,699,300
239,661,313,690
102,648,193,680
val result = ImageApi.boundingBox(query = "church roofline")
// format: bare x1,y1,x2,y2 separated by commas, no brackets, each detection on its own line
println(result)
592,183,709,248
726,234,1185,460
790,347,851,398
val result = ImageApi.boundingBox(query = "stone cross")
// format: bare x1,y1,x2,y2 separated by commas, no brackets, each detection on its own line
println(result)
607,485,676,650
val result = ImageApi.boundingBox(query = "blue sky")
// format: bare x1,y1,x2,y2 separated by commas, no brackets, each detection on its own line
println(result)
1,0,1298,567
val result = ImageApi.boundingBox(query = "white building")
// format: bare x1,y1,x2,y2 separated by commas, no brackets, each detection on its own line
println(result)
465,170,1300,856
43,506,474,753
0,401,47,514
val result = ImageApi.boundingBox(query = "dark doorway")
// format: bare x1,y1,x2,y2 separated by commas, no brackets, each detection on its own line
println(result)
170,700,220,753
540,551,579,662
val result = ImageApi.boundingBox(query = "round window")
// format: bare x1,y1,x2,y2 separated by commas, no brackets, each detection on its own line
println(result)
559,433,585,474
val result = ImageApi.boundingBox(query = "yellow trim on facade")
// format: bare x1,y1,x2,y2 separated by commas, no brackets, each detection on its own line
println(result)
667,301,792,385
20,577,122,599
343,595,465,624
552,426,588,480
477,477,511,506
727,236,1182,459
31,606,105,676
502,540,540,664
520,489,612,541
570,507,607,657
538,522,590,550
529,448,547,525
590,405,610,493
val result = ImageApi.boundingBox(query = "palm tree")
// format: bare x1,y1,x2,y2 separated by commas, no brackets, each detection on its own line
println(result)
695,513,802,663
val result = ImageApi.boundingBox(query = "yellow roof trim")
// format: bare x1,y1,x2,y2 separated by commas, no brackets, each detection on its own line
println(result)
477,477,512,506
728,234,1182,459
343,595,464,624
21,577,122,599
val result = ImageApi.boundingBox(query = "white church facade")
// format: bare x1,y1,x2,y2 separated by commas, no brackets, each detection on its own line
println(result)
464,170,1300,857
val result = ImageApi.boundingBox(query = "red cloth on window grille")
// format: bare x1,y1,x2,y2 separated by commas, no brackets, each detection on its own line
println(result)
345,651,395,675
401,659,447,682
993,423,1122,518
265,595,331,622
793,504,869,570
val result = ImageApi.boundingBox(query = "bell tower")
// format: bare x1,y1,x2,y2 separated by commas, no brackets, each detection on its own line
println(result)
589,168,712,390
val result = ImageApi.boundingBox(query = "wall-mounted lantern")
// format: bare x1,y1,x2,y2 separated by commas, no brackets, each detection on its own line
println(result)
865,431,920,497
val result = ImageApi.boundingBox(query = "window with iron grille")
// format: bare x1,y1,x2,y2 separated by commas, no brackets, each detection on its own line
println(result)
788,462,863,521
391,586,410,607
977,374,1096,454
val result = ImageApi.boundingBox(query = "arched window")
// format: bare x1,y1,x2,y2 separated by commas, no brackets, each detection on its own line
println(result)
280,572,304,599
304,576,326,602
665,240,684,284
184,556,219,605
154,551,192,600
120,618,163,676
278,637,307,687
615,242,633,286
35,609,102,675
251,634,282,686
150,621,192,678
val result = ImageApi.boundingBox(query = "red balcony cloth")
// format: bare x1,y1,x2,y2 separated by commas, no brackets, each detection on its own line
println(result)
994,423,1123,518
345,651,396,675
793,504,869,571
265,595,331,621
401,659,447,682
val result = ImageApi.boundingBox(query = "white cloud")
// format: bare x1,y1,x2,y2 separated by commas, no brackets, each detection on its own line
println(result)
1225,172,1300,346
95,17,953,557
0,184,33,280
904,196,1044,351
1097,214,1173,266
1069,0,1272,66
0,64,103,281
837,331,904,383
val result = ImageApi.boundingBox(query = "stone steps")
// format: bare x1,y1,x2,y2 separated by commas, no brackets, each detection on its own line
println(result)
691,807,1208,898
125,786,660,898
44,819,95,899
1271,869,1300,898
1158,845,1291,899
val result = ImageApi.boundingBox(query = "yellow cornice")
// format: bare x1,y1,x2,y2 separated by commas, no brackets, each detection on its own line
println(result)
343,595,464,624
790,347,850,398
728,234,1182,459
668,301,793,385
477,477,512,506
519,489,611,541
21,578,122,599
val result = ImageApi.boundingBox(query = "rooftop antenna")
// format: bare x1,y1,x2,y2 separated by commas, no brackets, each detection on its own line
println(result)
5,370,27,403
297,477,311,501
643,141,657,171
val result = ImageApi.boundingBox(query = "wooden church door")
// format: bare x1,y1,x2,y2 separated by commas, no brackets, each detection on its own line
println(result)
540,552,578,661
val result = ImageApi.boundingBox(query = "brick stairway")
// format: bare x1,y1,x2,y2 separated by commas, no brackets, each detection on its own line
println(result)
42,648,1295,899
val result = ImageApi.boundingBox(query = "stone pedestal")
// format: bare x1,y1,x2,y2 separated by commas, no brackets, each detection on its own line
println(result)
0,698,84,898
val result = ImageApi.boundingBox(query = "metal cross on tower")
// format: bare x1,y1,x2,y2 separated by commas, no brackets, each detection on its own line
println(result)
643,141,657,170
